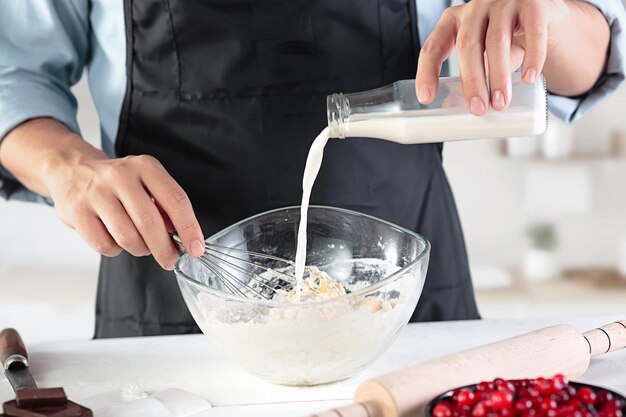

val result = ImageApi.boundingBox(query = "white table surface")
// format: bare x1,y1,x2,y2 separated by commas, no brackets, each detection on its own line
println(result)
2,315,625,417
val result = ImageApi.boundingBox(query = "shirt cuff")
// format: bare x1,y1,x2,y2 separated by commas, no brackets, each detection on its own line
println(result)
548,0,626,123
0,81,80,202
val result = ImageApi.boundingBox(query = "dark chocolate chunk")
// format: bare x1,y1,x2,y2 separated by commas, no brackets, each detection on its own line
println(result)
3,399,92,417
15,388,67,409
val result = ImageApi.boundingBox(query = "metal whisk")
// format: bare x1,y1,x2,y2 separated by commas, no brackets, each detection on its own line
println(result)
172,233,309,301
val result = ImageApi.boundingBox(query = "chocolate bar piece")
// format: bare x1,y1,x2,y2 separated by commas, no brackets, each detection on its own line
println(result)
2,399,92,417
15,388,67,409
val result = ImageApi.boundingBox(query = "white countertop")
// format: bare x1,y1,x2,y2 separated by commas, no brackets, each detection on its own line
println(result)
2,316,625,417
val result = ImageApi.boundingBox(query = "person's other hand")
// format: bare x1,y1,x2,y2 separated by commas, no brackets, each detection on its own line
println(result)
415,0,569,115
46,151,205,270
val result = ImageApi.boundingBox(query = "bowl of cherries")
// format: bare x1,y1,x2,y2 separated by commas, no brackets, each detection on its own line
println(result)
425,375,625,417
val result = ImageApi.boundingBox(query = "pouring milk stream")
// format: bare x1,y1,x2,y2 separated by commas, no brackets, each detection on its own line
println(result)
294,73,547,298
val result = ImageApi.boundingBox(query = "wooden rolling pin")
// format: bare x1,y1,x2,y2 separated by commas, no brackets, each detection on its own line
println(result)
313,320,626,417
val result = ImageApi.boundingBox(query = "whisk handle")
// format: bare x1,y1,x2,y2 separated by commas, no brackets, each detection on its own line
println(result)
171,233,186,255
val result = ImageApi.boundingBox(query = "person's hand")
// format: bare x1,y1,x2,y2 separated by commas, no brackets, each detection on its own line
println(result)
0,119,205,270
415,0,570,115
44,150,205,270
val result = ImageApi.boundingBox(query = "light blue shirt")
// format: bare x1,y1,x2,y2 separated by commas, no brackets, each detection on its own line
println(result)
1,0,625,202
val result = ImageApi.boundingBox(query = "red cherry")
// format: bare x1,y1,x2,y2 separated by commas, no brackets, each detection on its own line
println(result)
598,409,623,417
568,399,583,409
597,391,615,406
433,401,454,417
477,382,493,393
546,410,558,417
453,389,476,408
600,405,624,414
502,383,517,394
473,401,488,417
490,391,514,410
554,375,568,385
557,407,571,417
540,399,558,414
576,387,597,405
535,378,546,389
492,379,515,393
603,397,624,410
452,405,470,417
493,378,505,387
551,392,571,405
515,399,534,413
501,408,513,417
540,379,557,396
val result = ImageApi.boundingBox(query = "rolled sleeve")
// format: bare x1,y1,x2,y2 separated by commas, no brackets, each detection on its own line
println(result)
0,81,81,145
0,0,89,201
0,80,78,203
549,0,626,123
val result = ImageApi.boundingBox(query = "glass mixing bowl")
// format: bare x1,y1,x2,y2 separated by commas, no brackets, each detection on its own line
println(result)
174,206,430,386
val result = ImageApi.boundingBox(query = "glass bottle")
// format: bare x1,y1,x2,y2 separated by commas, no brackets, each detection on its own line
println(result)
327,72,547,143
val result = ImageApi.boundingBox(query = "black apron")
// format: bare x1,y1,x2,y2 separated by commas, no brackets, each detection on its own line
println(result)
95,0,479,338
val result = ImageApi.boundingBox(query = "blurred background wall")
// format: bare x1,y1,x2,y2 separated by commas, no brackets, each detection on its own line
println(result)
446,94,626,271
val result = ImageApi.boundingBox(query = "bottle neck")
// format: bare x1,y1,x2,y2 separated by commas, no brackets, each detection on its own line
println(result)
327,93,350,139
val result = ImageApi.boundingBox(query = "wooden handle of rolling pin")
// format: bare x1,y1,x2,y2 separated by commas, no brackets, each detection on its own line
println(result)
583,320,626,356
313,320,626,417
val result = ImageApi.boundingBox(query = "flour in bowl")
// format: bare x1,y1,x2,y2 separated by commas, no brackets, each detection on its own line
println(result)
190,258,418,385
273,266,346,303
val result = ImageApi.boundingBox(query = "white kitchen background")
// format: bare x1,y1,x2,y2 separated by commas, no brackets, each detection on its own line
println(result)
2,60,626,342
